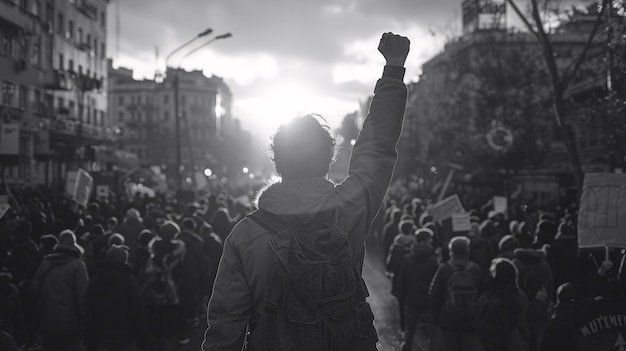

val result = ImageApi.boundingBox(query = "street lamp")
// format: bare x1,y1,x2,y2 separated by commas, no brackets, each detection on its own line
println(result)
164,27,213,190
172,32,232,189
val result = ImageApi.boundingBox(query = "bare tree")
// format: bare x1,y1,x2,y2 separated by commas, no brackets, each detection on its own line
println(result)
506,0,610,195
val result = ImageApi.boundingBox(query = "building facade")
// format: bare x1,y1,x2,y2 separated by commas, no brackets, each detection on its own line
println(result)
0,0,109,186
107,63,233,185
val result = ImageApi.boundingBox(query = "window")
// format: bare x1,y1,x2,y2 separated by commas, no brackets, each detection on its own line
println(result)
101,11,105,27
2,82,16,106
19,86,27,109
164,111,169,121
86,34,90,47
68,59,74,72
2,32,16,56
32,89,41,113
30,36,41,65
118,111,123,122
44,94,53,116
77,28,82,44
68,20,74,40
78,65,82,75
163,94,169,104
118,95,124,105
58,53,64,70
57,13,64,35
94,38,98,57
57,97,65,109
101,42,105,59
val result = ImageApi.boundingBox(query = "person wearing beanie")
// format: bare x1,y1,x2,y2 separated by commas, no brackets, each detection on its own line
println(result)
142,220,186,349
429,236,484,351
30,229,89,351
476,258,529,351
39,234,58,256
396,226,439,351
540,282,577,351
107,233,125,247
133,229,154,278
117,208,145,261
387,219,418,331
84,244,151,351
176,217,208,344
498,235,521,260
467,222,495,276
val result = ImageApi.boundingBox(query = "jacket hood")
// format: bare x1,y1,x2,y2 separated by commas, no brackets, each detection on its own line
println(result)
94,261,134,284
413,245,435,262
514,248,546,263
149,237,185,260
45,246,81,265
180,230,204,245
256,177,336,224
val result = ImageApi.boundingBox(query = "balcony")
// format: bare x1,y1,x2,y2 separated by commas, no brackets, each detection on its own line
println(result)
78,0,98,20
43,70,74,91
0,0,36,31
77,74,101,92
52,118,104,140
0,105,25,123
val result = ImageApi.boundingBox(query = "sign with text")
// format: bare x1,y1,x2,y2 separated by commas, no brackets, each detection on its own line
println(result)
452,213,472,232
430,194,465,223
73,169,93,207
0,123,20,155
578,173,626,249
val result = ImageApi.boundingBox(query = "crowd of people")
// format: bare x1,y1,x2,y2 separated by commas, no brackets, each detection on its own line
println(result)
0,185,254,351
379,193,626,351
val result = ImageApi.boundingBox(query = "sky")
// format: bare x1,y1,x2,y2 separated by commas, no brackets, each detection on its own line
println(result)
104,0,557,139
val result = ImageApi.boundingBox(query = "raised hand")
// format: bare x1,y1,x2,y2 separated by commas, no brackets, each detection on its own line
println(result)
378,32,410,67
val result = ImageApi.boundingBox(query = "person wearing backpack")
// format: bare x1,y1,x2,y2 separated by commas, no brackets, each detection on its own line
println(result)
476,258,529,351
203,32,410,351
429,236,484,351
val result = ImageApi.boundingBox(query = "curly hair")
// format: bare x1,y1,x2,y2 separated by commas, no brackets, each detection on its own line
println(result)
269,114,338,179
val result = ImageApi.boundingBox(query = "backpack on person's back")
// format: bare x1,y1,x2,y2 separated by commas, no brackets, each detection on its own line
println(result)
445,261,478,320
245,209,378,351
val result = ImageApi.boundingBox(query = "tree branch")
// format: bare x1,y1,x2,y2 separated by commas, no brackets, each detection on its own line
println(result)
506,0,540,39
561,0,609,89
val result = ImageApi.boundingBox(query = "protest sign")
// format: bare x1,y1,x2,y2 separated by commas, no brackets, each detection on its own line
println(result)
452,212,471,232
574,298,626,351
578,173,626,249
429,194,464,223
493,196,507,214
73,169,93,207
0,195,9,220
65,170,77,196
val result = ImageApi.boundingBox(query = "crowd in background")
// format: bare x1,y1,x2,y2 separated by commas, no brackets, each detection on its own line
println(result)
0,184,254,351
378,189,626,351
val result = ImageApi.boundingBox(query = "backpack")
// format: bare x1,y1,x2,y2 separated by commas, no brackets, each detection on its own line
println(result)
245,209,378,351
445,262,477,320
141,255,180,306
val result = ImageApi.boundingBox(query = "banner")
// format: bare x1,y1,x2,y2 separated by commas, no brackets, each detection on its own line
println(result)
578,173,626,249
0,123,20,155
73,168,93,207
452,213,471,232
574,298,626,351
430,194,465,223
65,170,78,196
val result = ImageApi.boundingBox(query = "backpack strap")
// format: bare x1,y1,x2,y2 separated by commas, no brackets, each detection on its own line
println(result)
247,209,290,234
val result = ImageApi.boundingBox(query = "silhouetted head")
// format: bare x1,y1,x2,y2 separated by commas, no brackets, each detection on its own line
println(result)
270,114,338,179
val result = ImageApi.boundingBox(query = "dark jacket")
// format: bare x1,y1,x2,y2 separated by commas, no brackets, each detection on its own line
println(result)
477,279,529,351
396,245,439,307
513,248,555,304
540,302,576,351
549,234,579,288
204,66,407,350
429,254,484,331
177,230,208,319
0,272,25,346
31,245,89,335
469,235,494,275
84,261,151,350
117,218,145,256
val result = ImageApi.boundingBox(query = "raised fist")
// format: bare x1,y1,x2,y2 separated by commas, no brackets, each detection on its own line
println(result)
378,32,410,67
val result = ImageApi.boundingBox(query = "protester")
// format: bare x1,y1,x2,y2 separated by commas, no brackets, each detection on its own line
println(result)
84,244,151,351
429,236,484,351
540,282,577,351
203,32,410,350
117,208,145,258
396,228,439,351
31,229,89,351
476,257,529,351
387,219,418,331
0,267,26,348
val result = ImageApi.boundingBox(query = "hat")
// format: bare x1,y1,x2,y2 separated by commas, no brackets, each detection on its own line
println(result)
181,217,196,231
489,257,518,286
40,234,58,249
57,229,84,254
88,202,100,212
91,224,105,236
106,244,129,263
415,228,433,243
498,235,520,253
509,220,520,235
126,208,140,220
108,233,125,247
398,220,416,235
138,229,154,246
159,221,180,241
449,236,470,256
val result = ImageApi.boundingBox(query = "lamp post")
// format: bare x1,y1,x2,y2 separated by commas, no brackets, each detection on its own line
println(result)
164,27,212,190
174,32,232,189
